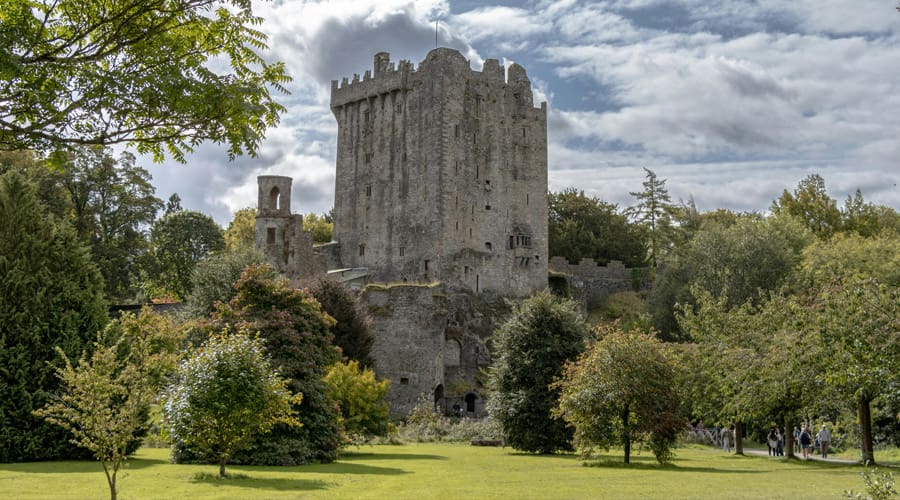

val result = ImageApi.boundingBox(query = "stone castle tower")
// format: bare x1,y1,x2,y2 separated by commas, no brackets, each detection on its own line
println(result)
330,48,548,296
255,175,325,283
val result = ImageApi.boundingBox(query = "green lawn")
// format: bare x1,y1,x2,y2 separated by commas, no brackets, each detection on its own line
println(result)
0,443,881,499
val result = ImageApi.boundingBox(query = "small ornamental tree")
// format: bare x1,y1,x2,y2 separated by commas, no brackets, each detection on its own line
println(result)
553,324,686,464
34,309,181,500
324,360,390,443
486,291,588,454
161,331,301,478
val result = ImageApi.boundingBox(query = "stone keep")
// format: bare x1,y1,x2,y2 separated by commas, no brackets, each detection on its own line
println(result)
330,48,548,296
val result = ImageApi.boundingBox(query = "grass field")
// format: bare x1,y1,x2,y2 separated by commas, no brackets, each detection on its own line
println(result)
0,443,888,499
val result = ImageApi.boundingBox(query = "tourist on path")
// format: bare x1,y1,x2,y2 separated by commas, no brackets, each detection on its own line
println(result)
799,425,812,459
720,426,732,452
817,425,832,459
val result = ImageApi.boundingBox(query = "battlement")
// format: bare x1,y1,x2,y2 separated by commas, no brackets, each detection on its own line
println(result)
549,257,629,279
330,48,544,110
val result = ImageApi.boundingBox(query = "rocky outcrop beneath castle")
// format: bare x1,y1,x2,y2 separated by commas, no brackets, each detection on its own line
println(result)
548,257,650,309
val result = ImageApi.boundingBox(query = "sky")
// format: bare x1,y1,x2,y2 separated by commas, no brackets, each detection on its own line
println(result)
144,0,900,226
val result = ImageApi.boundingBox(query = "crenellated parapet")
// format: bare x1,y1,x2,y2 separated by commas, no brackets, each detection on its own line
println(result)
549,256,650,308
330,55,415,108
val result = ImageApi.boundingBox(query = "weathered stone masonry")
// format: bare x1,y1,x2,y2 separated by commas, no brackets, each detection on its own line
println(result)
330,49,548,296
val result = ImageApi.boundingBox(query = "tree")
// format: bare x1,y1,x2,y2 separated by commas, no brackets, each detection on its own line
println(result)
553,324,685,464
812,278,900,464
143,209,224,300
548,188,646,267
678,289,822,458
181,244,265,319
798,232,900,289
56,146,162,301
1,0,290,162
205,264,342,465
324,360,390,443
304,212,334,244
648,214,811,339
771,174,842,239
224,207,257,251
628,168,676,267
165,193,182,215
162,331,301,478
308,277,375,367
486,291,588,453
34,309,181,500
0,171,108,462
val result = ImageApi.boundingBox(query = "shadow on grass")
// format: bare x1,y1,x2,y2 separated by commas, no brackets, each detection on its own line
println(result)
189,472,329,492
0,457,168,474
580,460,763,474
241,462,411,476
339,452,449,462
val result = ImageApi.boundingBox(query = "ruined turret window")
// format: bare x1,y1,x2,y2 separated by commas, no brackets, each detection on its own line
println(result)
267,227,276,245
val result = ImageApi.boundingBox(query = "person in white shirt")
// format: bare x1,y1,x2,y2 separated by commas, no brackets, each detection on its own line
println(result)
817,424,832,459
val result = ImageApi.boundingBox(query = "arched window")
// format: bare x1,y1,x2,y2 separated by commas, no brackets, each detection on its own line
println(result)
268,186,281,210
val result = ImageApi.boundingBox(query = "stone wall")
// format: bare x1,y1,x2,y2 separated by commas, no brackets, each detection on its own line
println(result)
361,283,448,417
548,257,650,309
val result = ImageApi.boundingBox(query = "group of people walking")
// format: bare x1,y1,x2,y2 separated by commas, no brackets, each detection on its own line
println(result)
796,424,832,459
766,428,786,456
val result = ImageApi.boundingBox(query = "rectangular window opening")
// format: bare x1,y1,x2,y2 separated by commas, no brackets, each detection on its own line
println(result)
399,247,405,257
266,227,276,245
358,244,366,257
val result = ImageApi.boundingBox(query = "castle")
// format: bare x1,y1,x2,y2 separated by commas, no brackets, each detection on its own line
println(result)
256,48,604,416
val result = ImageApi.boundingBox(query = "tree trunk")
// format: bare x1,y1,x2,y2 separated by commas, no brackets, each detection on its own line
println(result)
109,476,116,500
734,420,744,455
784,415,795,459
219,456,227,478
623,405,631,464
859,396,875,465
102,461,116,500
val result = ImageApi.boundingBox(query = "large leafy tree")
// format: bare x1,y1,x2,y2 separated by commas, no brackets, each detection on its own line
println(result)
0,171,108,461
308,277,375,367
223,207,257,251
553,324,685,464
771,174,842,239
548,188,646,267
0,0,290,161
206,265,342,465
35,309,181,500
304,212,334,244
144,209,224,300
57,146,162,301
812,278,900,465
487,291,588,454
628,168,676,267
162,331,301,478
648,215,811,339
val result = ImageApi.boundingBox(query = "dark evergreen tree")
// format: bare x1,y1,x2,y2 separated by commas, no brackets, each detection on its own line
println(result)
308,277,375,367
0,172,108,461
487,291,588,453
